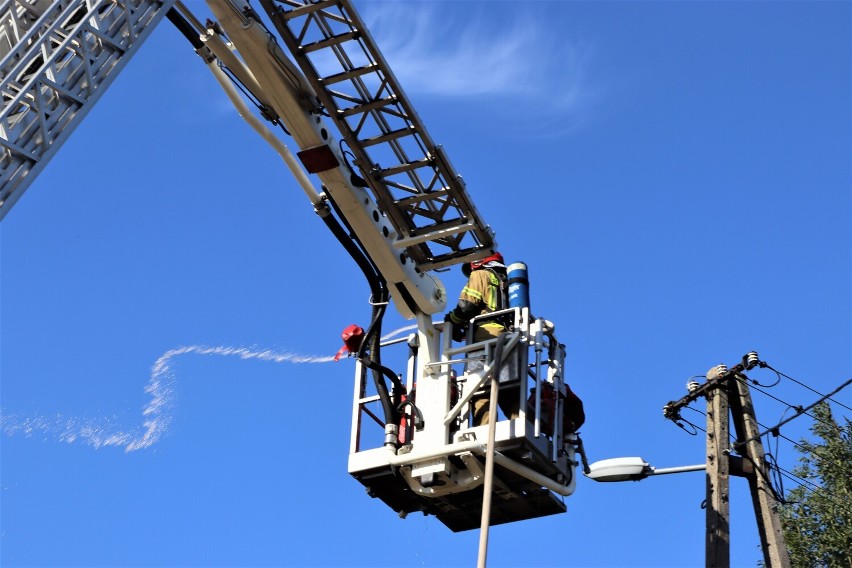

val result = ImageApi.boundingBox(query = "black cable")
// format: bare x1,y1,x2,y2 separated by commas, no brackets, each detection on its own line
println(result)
731,375,843,457
740,377,810,414
736,375,831,427
168,1,405,441
166,6,294,138
361,356,404,395
732,378,852,451
736,451,785,503
748,367,781,388
767,410,785,496
318,187,400,432
776,464,822,493
218,62,292,136
166,8,204,50
669,405,704,435
674,416,701,436
723,421,807,460
757,405,812,454
765,452,786,502
337,141,369,189
683,405,706,417
362,309,401,431
762,364,852,413
776,466,852,518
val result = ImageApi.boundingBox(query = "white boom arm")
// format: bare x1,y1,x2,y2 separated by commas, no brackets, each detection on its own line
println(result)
194,1,582,534
2,0,586,535
206,0,447,318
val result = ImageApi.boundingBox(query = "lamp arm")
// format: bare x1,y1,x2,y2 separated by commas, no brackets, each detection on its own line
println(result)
648,464,706,476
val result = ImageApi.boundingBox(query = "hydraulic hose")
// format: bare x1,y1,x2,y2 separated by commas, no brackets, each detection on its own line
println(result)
166,8,204,51
169,5,403,434
357,302,401,427
321,193,401,429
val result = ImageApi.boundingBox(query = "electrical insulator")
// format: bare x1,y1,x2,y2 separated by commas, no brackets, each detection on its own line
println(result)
706,364,728,382
745,351,759,370
687,379,700,393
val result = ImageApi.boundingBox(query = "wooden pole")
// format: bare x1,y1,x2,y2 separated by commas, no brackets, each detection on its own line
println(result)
706,376,731,568
729,375,790,568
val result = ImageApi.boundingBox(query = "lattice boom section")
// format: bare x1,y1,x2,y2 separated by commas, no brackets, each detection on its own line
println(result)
262,0,496,271
0,0,175,220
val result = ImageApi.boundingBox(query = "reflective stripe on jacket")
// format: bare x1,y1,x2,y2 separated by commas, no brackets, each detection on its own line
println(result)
458,269,506,341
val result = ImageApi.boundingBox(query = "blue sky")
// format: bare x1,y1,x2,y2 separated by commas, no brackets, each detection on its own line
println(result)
2,1,850,567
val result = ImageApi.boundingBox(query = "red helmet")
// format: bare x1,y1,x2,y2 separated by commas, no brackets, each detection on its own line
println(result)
462,252,504,276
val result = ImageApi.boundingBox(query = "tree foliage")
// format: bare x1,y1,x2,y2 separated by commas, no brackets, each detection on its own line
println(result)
779,402,852,568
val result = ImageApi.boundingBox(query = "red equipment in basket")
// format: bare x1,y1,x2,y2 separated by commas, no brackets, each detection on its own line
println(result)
528,382,586,433
398,390,415,445
334,324,364,362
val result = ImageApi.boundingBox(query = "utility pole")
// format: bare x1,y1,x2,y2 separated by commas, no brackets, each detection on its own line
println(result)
728,373,791,568
664,352,790,568
705,365,731,568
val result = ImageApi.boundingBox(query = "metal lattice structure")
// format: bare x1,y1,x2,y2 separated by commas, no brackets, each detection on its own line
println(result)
0,0,586,539
259,0,496,272
0,0,176,220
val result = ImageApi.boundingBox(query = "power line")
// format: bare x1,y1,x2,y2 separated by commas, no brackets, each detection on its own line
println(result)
775,465,852,519
757,417,804,452
731,378,852,452
761,364,852,413
775,464,821,493
662,353,848,568
673,406,704,435
735,375,827,428
684,404,803,455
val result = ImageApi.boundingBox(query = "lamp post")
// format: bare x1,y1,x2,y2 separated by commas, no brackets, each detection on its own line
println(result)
587,355,790,568
585,454,787,568
585,457,705,482
586,456,721,566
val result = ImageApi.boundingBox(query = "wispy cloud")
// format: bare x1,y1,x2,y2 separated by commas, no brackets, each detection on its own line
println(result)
360,1,595,116
0,345,335,452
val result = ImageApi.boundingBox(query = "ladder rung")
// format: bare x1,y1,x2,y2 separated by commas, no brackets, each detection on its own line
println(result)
338,96,396,118
259,0,498,264
417,254,476,274
320,63,378,86
393,221,476,248
359,126,414,148
301,30,358,54
394,188,450,207
0,136,38,162
281,0,339,20
377,158,431,179
41,76,87,106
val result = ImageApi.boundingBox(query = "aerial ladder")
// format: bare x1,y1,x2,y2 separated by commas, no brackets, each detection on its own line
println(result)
0,0,177,219
1,0,588,534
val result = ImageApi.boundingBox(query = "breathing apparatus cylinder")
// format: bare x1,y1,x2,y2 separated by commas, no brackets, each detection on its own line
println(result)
507,262,530,309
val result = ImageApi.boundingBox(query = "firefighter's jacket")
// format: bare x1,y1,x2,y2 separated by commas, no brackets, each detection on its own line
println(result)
448,268,507,343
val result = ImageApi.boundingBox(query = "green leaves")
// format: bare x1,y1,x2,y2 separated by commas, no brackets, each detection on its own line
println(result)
780,403,852,568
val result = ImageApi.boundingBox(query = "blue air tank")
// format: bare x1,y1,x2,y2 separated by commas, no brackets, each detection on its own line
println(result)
507,262,529,309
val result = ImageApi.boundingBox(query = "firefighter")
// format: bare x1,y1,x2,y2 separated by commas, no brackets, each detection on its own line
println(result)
444,252,521,425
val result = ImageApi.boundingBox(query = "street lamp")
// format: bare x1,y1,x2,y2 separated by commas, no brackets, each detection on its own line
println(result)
585,457,705,483
586,353,791,568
